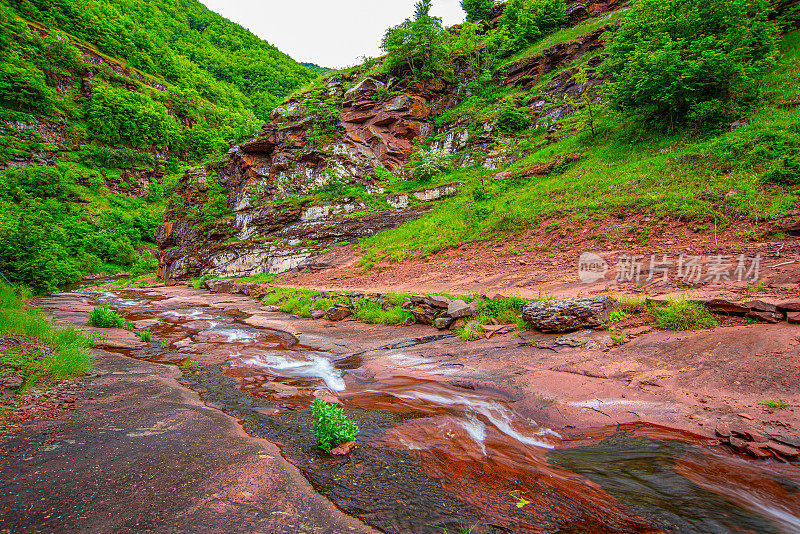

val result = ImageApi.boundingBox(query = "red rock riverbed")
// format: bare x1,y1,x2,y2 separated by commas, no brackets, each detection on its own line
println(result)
8,284,800,533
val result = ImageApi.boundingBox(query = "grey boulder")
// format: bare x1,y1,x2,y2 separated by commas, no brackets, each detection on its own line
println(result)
522,296,618,333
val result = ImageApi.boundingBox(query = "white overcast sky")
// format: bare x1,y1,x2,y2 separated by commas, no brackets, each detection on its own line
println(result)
199,0,466,69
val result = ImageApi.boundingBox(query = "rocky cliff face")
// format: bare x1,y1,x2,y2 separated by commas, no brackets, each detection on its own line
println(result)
156,2,622,281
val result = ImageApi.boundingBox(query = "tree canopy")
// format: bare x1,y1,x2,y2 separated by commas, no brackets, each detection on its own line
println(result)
603,0,779,127
5,0,316,120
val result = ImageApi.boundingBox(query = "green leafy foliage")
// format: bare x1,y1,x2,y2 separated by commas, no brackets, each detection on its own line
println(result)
86,83,182,148
201,175,232,223
461,0,497,22
411,147,453,181
603,0,779,127
0,62,55,113
137,329,152,342
491,0,566,57
6,0,315,120
311,399,359,453
382,0,451,78
649,300,718,330
498,103,529,133
764,155,800,185
89,304,125,328
0,162,164,292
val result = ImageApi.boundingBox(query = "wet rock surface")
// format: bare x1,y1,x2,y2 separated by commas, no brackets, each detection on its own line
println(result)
4,286,800,533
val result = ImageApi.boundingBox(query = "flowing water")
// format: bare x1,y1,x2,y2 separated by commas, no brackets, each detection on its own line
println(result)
77,289,800,533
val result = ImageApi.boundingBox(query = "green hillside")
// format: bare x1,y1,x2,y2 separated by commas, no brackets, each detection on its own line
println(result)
0,1,317,292
4,0,316,119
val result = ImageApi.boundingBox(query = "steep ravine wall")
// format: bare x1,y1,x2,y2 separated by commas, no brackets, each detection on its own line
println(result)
156,2,623,281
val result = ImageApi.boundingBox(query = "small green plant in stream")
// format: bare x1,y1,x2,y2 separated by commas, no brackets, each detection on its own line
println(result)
649,299,718,331
761,399,788,409
89,305,124,328
608,309,627,345
312,399,359,453
161,338,170,350
180,359,201,374
137,329,152,342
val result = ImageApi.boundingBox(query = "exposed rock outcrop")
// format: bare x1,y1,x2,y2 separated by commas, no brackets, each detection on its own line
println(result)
156,4,625,280
522,296,619,332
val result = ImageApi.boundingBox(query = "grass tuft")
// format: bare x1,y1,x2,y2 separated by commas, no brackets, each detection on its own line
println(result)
649,299,718,331
0,282,93,387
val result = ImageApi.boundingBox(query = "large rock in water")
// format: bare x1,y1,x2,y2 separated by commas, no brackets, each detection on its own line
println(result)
522,296,618,333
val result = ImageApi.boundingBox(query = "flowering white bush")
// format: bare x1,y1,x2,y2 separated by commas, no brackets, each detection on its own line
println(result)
412,147,452,181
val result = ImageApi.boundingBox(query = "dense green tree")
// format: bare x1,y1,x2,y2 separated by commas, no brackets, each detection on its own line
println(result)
0,62,54,113
491,0,566,57
603,0,778,127
461,0,496,22
85,83,182,148
382,0,451,78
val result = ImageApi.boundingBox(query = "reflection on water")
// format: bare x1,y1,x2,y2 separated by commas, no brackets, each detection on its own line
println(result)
551,432,800,533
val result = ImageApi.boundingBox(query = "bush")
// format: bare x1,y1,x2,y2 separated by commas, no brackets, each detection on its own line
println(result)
201,176,231,222
498,103,529,133
108,238,137,266
311,399,359,453
492,0,566,57
461,0,496,22
85,83,182,148
137,329,152,342
0,62,55,114
382,0,450,78
89,304,124,328
411,147,452,181
764,155,800,185
603,0,779,127
649,300,718,330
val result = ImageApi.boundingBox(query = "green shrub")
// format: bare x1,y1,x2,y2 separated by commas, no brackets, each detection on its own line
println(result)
85,83,182,148
89,304,124,328
130,253,158,275
311,399,359,453
0,62,55,114
411,147,452,181
137,329,152,342
649,300,719,330
492,0,566,57
603,0,778,127
498,104,529,133
461,0,496,22
201,175,231,222
382,0,450,78
764,155,800,185
109,238,137,266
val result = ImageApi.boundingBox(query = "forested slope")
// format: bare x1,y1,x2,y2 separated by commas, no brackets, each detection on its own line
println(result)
4,0,316,119
0,2,317,292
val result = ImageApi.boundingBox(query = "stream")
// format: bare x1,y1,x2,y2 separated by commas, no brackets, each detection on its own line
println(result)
84,288,800,533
